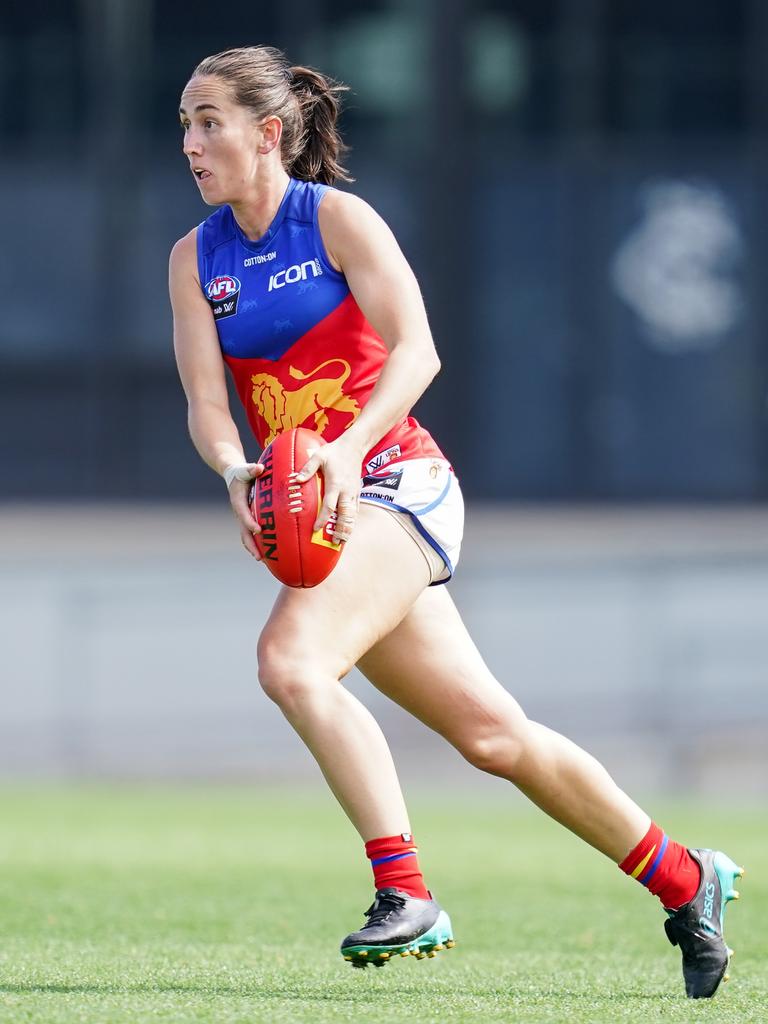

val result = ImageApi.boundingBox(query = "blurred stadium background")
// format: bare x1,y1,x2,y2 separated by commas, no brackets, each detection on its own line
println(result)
1,1,766,792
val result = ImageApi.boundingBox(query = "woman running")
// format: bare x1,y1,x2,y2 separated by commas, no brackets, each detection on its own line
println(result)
170,45,742,998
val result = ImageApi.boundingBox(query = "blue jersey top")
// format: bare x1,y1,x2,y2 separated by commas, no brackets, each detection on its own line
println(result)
197,177,349,361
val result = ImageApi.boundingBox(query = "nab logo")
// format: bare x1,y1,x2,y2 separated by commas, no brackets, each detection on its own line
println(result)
268,259,322,292
206,276,241,302
205,275,241,320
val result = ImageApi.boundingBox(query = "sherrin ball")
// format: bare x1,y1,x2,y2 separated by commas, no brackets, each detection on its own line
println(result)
250,427,343,588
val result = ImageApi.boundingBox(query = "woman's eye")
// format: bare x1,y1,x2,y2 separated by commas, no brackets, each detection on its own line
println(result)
204,120,216,129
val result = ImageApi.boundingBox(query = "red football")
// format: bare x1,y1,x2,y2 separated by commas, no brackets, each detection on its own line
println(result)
250,427,343,588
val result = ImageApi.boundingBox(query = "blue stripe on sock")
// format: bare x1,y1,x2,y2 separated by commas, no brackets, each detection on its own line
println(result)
370,850,417,867
640,833,669,885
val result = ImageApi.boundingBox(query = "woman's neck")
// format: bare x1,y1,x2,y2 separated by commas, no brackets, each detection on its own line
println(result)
230,166,291,241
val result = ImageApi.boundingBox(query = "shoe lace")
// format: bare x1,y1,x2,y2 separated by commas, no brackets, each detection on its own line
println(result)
362,891,407,929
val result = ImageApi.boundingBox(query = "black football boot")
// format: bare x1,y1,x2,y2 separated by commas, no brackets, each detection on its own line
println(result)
664,848,744,998
340,888,455,968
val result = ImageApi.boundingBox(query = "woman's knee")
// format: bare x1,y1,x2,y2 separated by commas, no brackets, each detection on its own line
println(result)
257,632,316,710
456,719,531,779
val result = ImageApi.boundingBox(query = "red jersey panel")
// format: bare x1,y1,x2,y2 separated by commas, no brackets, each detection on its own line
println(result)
224,292,444,472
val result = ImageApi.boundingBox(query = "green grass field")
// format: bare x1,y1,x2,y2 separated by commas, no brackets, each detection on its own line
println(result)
0,787,763,1024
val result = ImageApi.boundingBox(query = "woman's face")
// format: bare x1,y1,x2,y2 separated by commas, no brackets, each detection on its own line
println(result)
179,76,264,205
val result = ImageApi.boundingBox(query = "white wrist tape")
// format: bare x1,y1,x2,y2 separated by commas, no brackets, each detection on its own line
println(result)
223,463,254,489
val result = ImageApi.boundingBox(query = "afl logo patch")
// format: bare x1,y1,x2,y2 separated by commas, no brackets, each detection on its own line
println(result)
205,275,241,319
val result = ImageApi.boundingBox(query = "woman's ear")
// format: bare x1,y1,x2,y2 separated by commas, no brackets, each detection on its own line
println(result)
258,115,283,154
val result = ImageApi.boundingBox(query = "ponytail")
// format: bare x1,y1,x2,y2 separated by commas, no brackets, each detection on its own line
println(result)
287,66,352,185
191,46,352,186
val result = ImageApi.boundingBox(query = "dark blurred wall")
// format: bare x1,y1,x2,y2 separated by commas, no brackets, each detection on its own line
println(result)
1,0,766,499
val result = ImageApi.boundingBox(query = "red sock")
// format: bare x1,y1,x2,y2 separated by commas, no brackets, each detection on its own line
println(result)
365,833,430,900
619,821,701,910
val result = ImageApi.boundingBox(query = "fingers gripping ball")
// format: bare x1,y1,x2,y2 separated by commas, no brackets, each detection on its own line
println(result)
249,428,343,588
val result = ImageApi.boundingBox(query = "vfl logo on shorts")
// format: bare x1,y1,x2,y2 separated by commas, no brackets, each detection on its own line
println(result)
205,275,241,320
365,444,402,474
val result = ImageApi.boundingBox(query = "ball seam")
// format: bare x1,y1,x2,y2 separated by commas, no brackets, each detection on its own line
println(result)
292,429,305,587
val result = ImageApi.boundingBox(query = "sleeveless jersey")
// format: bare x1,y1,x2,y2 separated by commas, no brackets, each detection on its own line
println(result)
196,177,444,473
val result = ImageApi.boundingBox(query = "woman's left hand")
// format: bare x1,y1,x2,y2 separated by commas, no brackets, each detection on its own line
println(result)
295,435,364,543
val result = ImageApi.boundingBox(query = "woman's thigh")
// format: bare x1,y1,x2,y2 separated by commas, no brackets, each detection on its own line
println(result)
357,585,528,742
259,503,432,678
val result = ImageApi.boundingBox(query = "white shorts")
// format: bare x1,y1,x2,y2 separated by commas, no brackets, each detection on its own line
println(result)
359,457,464,584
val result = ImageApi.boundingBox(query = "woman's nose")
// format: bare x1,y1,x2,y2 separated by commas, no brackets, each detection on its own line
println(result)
183,131,202,156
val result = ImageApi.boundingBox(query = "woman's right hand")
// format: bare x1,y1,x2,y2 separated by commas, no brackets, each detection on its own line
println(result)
225,462,265,559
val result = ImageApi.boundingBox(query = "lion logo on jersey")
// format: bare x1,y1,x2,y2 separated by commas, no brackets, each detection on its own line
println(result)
251,359,361,444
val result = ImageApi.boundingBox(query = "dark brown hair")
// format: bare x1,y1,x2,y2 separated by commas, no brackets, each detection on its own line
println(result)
191,45,351,185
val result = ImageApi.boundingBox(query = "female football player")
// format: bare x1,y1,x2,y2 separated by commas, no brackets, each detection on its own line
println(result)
170,45,742,998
